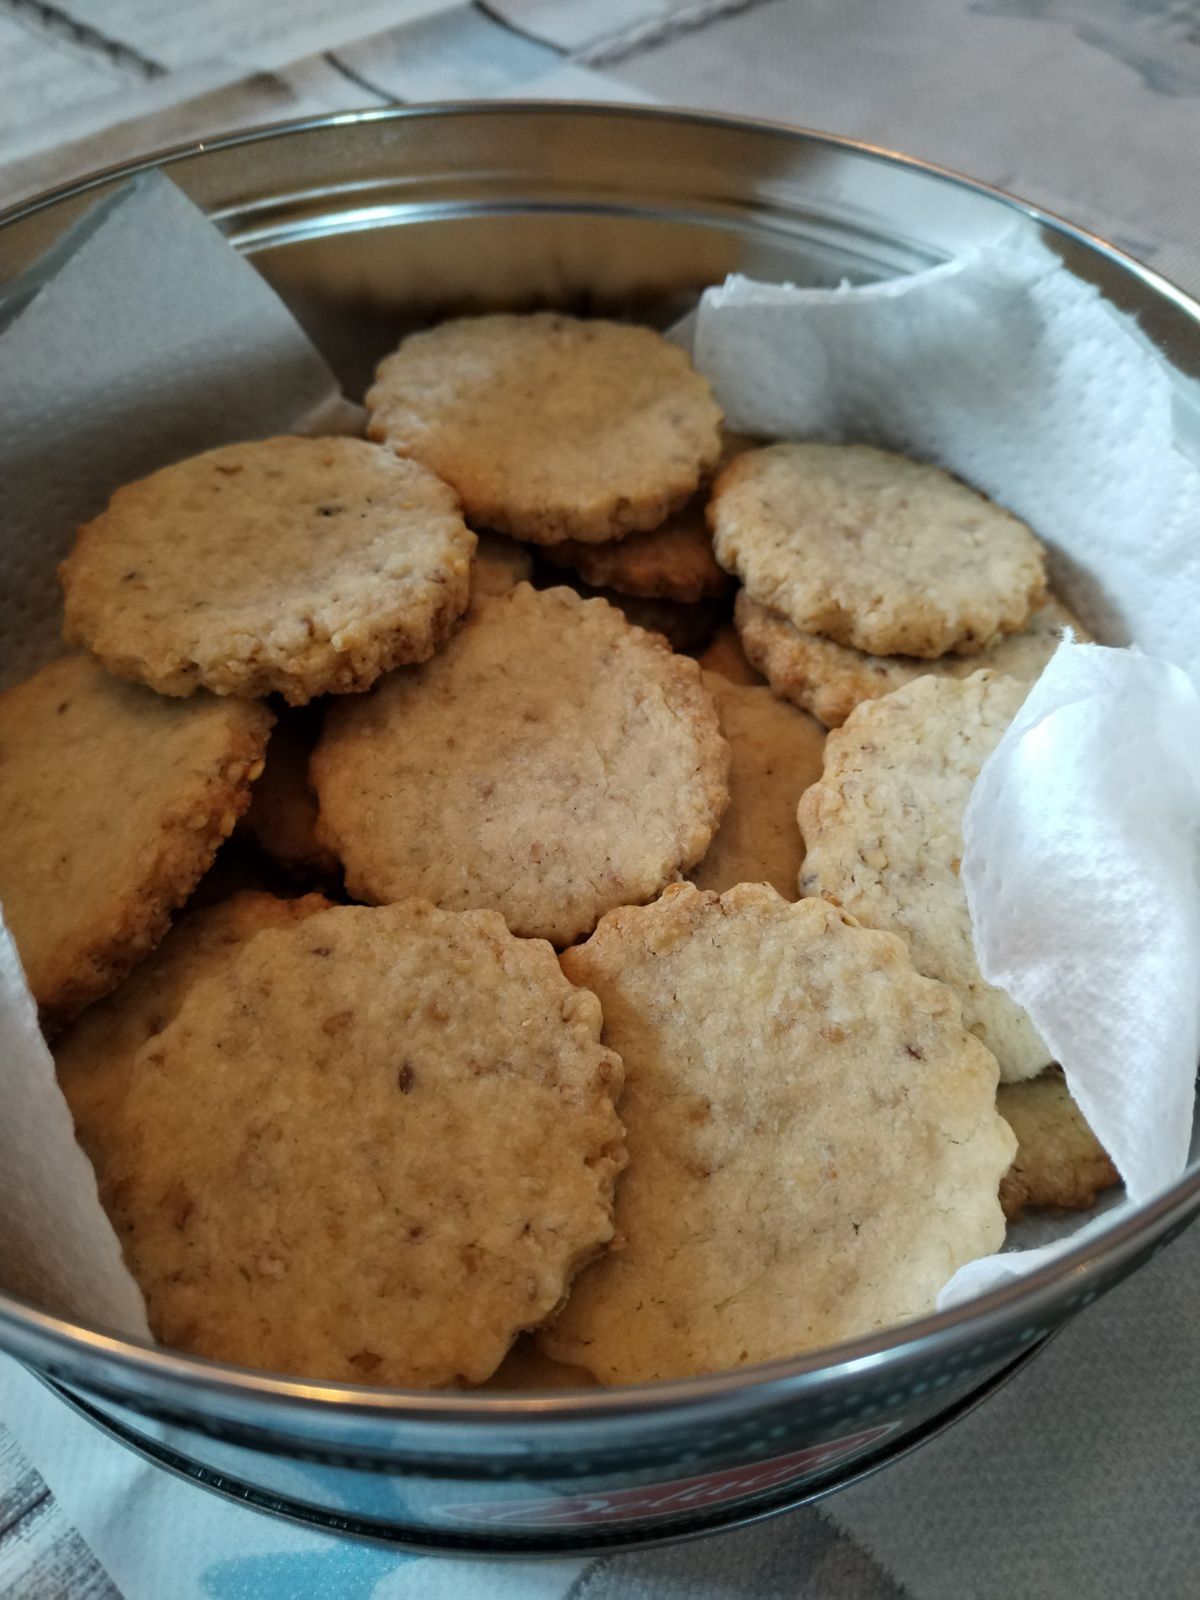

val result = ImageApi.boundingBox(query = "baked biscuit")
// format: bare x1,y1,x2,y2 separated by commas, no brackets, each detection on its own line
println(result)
57,891,330,1179
0,655,271,1029
710,444,1046,658
239,707,339,881
698,622,762,686
94,900,625,1386
367,314,722,544
691,673,825,898
544,885,1012,1382
60,437,474,704
541,501,731,603
998,1068,1119,1221
313,584,729,946
799,671,1048,1080
737,591,1087,728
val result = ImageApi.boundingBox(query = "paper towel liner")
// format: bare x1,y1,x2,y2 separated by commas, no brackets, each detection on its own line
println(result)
0,177,1195,1342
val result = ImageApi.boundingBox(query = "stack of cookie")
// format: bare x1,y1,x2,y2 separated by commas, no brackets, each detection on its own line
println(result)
0,311,1110,1391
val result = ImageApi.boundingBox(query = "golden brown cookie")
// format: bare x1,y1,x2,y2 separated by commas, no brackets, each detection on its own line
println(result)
60,437,475,705
690,673,825,898
239,706,338,881
998,1068,1119,1221
313,584,729,946
799,670,1048,1081
541,501,731,603
543,885,1012,1383
710,444,1046,658
366,314,722,544
698,622,763,686
0,655,272,1030
93,900,625,1386
57,891,330,1180
471,532,533,601
737,591,1087,728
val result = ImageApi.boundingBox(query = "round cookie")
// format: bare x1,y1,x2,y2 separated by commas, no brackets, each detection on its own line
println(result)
93,900,625,1387
997,1068,1119,1222
239,707,339,881
541,501,731,603
60,437,475,704
366,313,722,544
57,891,330,1178
737,591,1087,728
313,584,730,946
690,673,825,899
0,655,272,1030
798,670,1049,1081
543,884,1012,1383
710,443,1046,658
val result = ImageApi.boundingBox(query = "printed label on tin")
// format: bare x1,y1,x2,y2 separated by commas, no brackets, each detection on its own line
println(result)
442,1423,897,1528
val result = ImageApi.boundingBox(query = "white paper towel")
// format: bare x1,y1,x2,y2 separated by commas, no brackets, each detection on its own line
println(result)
687,251,1200,1296
0,172,357,1337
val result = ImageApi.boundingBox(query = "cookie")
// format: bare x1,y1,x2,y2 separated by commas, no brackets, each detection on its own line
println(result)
690,673,825,898
471,532,533,601
366,313,722,544
60,437,475,705
698,622,762,686
737,591,1087,728
239,706,339,881
798,670,1048,1080
543,884,1012,1383
541,501,731,603
0,655,272,1029
57,891,330,1180
710,444,1046,658
93,900,625,1386
998,1068,1119,1222
313,584,729,946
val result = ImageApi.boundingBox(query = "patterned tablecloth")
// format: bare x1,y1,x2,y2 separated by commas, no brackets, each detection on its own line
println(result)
1,3,1197,1596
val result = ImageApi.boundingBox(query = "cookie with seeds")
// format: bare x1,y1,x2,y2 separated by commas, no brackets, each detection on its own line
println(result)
543,884,1012,1383
93,900,625,1386
998,1068,1119,1222
60,437,475,705
313,584,729,946
737,591,1087,728
0,655,272,1030
690,673,825,898
239,707,338,881
367,313,722,544
57,891,330,1180
710,444,1046,658
799,670,1048,1080
698,622,762,686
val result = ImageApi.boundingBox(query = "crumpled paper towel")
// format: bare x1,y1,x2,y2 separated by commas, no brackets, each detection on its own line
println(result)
0,171,356,1335
686,244,1200,1296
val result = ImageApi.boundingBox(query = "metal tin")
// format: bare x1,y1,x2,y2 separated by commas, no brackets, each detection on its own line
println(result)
1,104,1198,1557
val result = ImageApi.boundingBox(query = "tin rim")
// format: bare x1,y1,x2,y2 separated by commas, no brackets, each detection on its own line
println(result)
1,101,1198,1427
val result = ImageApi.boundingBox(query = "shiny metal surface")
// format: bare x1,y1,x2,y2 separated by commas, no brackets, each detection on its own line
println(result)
1,103,1198,1549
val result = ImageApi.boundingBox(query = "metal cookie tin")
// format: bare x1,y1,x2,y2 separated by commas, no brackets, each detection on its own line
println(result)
1,104,1198,1557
